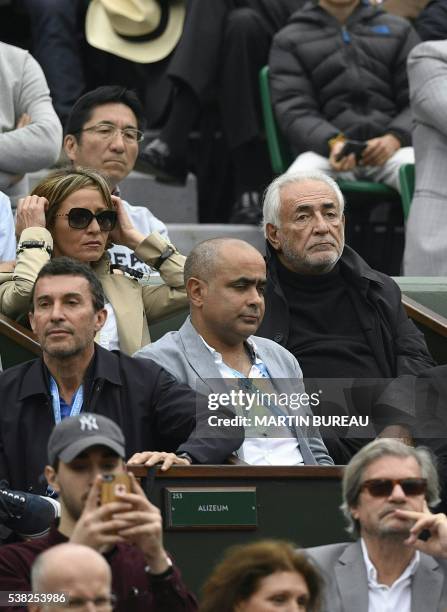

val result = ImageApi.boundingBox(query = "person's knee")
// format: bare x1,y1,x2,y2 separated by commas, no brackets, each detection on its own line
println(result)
288,151,331,174
225,7,263,42
391,146,415,165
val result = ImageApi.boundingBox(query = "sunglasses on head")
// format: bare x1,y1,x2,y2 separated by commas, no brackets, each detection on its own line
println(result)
56,208,117,231
360,478,427,497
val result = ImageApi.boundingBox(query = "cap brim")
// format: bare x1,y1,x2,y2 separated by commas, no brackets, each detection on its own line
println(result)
86,0,185,64
58,436,126,463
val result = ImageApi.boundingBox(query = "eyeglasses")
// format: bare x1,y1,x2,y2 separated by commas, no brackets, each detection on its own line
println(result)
55,208,117,231
64,594,116,610
360,478,427,497
81,122,144,143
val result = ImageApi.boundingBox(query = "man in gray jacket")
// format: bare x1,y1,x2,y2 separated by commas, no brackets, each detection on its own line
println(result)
307,438,447,611
135,237,333,466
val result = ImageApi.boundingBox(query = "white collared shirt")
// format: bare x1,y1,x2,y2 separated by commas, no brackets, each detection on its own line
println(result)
361,538,420,612
97,302,120,351
107,197,167,274
200,336,304,465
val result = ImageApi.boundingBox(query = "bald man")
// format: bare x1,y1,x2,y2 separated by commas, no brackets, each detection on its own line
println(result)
133,238,333,466
29,543,112,611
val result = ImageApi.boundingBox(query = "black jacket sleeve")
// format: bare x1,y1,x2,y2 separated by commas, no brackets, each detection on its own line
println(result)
152,368,244,464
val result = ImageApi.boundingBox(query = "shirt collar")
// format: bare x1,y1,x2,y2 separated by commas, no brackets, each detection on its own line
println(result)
360,538,420,585
18,344,122,401
199,335,259,364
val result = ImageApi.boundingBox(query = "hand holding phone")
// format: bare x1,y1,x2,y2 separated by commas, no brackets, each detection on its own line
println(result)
100,473,131,505
335,139,367,162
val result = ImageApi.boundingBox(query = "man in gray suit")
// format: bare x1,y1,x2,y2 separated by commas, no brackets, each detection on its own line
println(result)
134,237,333,466
307,438,447,611
404,40,447,275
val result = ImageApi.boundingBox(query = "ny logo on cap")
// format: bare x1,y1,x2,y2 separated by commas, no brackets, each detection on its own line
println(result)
79,415,99,432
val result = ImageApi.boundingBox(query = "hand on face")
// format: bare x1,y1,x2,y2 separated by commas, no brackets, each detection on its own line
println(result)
398,502,447,558
108,195,145,251
16,195,49,237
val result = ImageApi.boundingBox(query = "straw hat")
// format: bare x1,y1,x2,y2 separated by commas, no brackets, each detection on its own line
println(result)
86,0,186,64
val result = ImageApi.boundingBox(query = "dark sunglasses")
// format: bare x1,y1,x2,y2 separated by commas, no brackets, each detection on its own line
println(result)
360,478,427,497
56,208,117,231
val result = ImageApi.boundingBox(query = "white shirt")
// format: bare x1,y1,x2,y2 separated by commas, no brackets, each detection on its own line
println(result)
97,302,120,351
361,538,420,612
108,198,168,275
0,191,16,261
200,336,304,465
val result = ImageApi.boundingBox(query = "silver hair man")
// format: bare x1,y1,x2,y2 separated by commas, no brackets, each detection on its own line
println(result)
262,171,346,275
262,170,345,236
341,438,440,537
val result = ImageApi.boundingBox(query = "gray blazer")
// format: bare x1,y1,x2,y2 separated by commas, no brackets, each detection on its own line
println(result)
134,317,333,465
307,541,447,612
404,40,447,274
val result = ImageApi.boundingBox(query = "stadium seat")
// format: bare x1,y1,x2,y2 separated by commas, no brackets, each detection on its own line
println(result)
399,163,415,220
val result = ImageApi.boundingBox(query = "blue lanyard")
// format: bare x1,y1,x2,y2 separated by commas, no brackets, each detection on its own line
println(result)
50,377,84,424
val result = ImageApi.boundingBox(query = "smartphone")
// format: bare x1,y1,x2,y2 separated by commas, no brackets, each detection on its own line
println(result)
100,473,131,505
335,139,367,162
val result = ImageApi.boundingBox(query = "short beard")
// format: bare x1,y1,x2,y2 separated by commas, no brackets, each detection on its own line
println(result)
45,345,83,359
281,237,342,275
363,517,412,541
43,332,94,360
59,486,83,523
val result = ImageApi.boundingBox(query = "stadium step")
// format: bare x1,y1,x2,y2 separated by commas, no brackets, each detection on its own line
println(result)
166,223,265,255
28,169,198,224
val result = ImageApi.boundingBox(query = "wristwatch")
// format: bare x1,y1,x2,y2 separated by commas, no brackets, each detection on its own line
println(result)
153,245,175,270
17,240,52,256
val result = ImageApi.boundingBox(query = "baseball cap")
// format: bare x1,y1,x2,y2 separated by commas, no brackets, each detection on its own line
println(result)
48,413,126,465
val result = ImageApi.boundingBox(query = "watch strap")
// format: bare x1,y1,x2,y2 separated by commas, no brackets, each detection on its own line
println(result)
17,240,52,256
152,245,175,271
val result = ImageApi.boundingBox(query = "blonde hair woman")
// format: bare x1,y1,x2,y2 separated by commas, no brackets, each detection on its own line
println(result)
0,168,187,354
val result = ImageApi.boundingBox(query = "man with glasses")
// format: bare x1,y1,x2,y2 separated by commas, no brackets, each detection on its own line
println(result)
306,438,447,611
0,414,197,611
63,86,169,275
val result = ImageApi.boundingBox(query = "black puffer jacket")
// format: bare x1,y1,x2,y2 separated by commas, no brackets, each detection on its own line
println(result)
269,0,420,156
415,0,447,41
